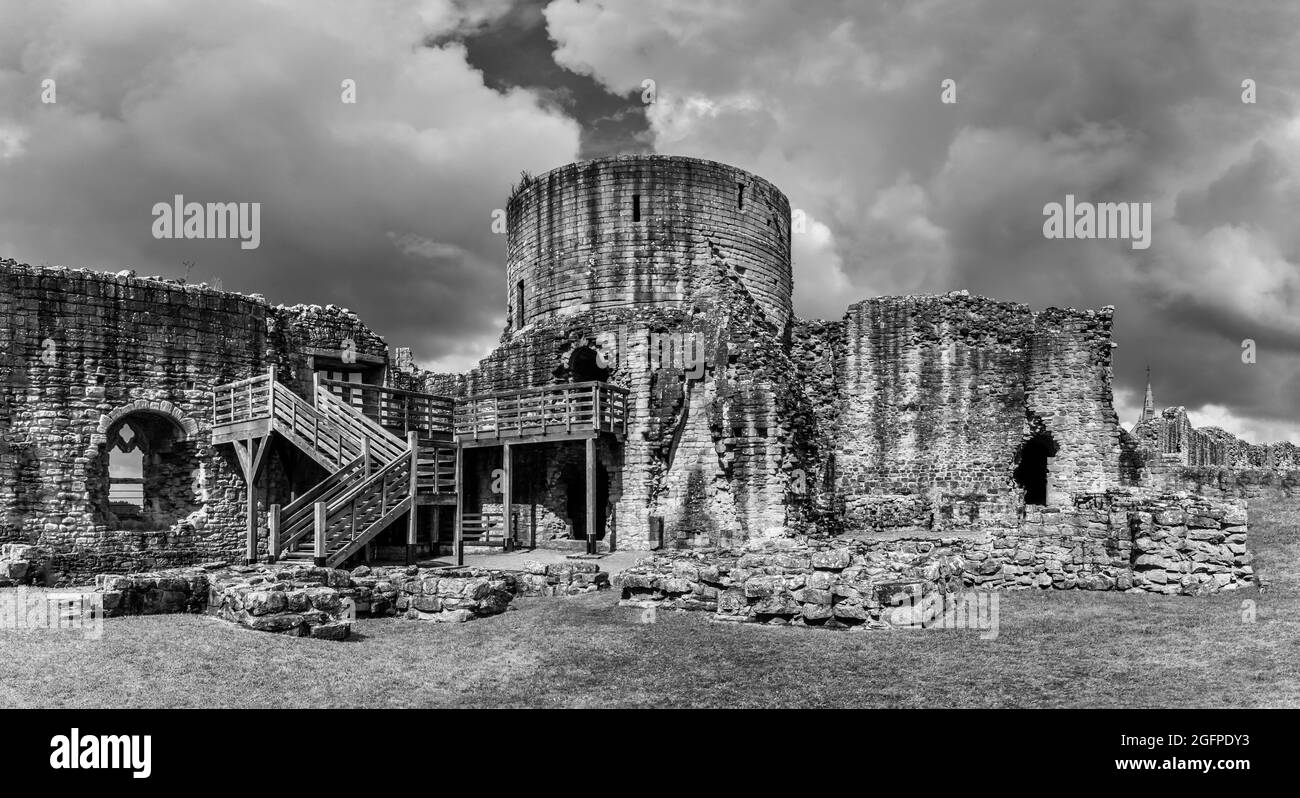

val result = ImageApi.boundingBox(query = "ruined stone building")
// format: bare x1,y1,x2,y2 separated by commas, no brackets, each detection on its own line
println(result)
0,155,1288,592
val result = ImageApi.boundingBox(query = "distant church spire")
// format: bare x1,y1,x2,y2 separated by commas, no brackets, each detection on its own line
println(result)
1141,365,1155,423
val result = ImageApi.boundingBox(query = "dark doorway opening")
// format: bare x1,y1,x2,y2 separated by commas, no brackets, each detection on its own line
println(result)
1014,432,1058,506
565,461,609,540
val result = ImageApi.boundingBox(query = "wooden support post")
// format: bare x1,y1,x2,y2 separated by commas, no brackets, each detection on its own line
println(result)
245,474,258,564
268,504,281,562
312,371,322,409
432,505,441,554
407,431,419,565
585,437,597,555
236,436,269,564
314,501,327,567
502,442,513,553
454,446,465,566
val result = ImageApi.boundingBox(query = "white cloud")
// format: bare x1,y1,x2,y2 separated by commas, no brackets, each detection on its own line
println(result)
0,0,581,363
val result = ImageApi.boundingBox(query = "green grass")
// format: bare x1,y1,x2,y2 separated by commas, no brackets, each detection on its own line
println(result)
2,500,1298,708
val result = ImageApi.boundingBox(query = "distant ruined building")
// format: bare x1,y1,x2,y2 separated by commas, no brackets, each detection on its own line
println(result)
0,155,1291,597
1128,375,1299,473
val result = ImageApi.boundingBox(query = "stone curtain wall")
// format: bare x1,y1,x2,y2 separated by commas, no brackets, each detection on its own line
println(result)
831,293,1121,533
0,260,269,581
506,155,793,333
1144,466,1300,501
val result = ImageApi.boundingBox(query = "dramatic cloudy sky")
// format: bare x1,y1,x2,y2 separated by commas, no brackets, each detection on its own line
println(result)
0,0,1297,442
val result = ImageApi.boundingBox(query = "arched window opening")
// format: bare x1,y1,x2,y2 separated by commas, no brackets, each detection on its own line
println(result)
107,423,146,523
94,412,200,531
1014,432,1059,506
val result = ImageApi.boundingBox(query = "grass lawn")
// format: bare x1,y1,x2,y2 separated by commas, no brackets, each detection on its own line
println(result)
2,500,1297,709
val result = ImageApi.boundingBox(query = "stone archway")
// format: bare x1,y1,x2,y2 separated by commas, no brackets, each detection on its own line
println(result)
94,400,198,444
90,401,202,530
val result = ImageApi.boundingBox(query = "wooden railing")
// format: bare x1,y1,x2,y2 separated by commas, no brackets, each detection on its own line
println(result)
320,379,454,439
272,455,368,555
213,372,275,427
311,449,415,566
460,511,510,547
313,379,407,463
416,443,456,495
454,381,629,442
273,433,420,566
214,369,409,471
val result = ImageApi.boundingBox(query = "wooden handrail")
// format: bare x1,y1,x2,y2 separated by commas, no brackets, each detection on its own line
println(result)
458,380,628,402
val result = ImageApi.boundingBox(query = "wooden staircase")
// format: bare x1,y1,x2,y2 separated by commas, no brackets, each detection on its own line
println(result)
213,369,456,568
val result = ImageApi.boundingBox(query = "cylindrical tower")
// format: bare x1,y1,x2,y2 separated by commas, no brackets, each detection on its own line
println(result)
505,155,792,332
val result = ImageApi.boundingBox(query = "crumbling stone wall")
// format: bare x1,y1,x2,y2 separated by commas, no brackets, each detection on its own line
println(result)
615,490,1251,629
0,260,268,579
267,303,390,397
829,293,1121,534
0,260,392,581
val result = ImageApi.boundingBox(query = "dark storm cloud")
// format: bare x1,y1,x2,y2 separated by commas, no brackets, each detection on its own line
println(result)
435,0,651,158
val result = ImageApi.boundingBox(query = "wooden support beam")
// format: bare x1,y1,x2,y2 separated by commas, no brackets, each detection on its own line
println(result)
585,437,596,555
234,436,271,564
454,446,465,566
407,431,419,565
502,442,513,553
268,504,281,562
246,475,258,564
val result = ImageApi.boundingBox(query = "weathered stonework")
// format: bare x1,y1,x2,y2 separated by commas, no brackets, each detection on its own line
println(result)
0,542,47,587
615,490,1250,628
0,260,388,582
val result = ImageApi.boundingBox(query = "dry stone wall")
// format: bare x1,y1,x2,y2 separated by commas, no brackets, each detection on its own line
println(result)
615,490,1251,627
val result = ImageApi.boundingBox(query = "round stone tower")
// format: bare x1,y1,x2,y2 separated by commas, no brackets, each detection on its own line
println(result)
505,155,792,333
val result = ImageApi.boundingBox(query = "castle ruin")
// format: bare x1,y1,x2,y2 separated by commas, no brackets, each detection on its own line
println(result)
1,155,1290,603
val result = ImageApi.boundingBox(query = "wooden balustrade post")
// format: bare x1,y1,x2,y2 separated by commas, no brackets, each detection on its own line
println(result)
585,437,597,555
454,446,465,566
267,365,277,420
312,371,322,409
314,502,327,567
502,442,513,552
361,437,371,478
268,504,281,562
407,431,419,565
